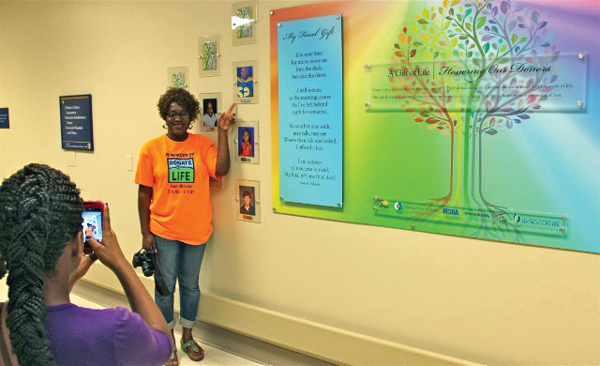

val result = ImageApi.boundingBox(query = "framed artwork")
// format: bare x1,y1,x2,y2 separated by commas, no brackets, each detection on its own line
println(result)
236,179,261,223
233,60,259,104
167,66,189,88
232,1,257,45
235,120,259,164
198,35,220,77
199,92,222,132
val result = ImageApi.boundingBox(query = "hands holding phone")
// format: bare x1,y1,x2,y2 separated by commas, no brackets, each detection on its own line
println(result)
87,203,128,271
69,202,128,289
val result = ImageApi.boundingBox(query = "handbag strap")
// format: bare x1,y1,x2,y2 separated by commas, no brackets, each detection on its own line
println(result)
0,302,15,366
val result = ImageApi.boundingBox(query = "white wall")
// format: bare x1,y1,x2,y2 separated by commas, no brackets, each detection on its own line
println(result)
0,1,598,364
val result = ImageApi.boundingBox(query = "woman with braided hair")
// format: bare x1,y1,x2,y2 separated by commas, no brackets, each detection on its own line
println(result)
0,163,172,365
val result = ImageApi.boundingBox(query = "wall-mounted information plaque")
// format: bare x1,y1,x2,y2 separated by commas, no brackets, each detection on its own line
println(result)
365,53,588,112
277,14,343,207
60,94,94,151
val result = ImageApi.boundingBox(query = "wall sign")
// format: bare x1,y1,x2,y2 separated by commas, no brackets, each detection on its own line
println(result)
0,108,9,129
277,14,343,207
60,94,94,151
270,1,600,253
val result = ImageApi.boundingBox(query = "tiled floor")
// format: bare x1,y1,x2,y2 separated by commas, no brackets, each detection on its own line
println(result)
0,280,262,366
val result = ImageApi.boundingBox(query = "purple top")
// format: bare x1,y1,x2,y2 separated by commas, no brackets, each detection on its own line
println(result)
44,304,171,366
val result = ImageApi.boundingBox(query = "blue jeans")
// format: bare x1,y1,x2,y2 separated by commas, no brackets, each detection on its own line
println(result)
153,235,206,329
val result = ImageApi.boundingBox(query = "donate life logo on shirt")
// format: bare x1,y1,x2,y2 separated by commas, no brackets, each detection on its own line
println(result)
168,158,195,183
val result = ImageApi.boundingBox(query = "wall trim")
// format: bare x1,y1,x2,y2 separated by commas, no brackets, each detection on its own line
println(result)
80,276,482,365
199,292,482,366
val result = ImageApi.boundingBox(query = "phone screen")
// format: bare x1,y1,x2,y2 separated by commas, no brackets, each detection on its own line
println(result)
81,209,103,245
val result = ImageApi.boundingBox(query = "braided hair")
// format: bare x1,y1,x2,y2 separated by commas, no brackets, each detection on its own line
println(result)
0,164,83,365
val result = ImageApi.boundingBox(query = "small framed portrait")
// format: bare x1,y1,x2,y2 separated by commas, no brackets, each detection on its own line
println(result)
236,179,260,223
167,66,189,88
199,92,222,132
233,60,259,104
232,1,257,45
198,35,220,77
235,120,259,164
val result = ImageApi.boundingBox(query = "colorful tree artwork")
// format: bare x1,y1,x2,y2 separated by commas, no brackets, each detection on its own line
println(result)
389,0,559,241
200,40,218,71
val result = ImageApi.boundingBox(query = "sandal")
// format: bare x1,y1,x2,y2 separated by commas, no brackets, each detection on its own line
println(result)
180,339,205,361
165,349,178,366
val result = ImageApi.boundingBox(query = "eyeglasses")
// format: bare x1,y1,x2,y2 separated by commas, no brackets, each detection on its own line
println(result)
166,112,190,119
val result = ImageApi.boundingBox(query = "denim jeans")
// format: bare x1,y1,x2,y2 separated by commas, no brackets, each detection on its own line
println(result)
153,235,206,329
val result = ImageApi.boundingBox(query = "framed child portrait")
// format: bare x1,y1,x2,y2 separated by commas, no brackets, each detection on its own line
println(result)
198,35,220,77
236,179,261,223
232,1,257,45
233,60,258,104
167,66,189,88
199,92,222,132
234,120,259,164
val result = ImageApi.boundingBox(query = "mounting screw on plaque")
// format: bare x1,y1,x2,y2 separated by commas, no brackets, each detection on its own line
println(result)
560,227,567,233
273,207,277,212
578,53,585,59
278,23,281,27
373,207,378,211
270,10,274,15
560,215,567,220
577,101,584,108
279,197,284,201
336,14,341,20
337,203,342,207
410,224,415,230
364,64,371,69
365,102,371,107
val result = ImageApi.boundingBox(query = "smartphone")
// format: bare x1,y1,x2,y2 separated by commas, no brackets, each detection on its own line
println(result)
81,201,104,254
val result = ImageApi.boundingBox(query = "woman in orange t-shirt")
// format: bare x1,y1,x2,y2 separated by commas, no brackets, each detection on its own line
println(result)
135,88,235,366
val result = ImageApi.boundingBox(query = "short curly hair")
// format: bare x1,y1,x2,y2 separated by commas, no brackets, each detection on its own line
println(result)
157,87,200,121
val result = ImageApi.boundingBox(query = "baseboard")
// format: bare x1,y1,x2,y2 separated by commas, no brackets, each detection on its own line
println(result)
198,292,482,366
75,278,482,366
72,279,333,366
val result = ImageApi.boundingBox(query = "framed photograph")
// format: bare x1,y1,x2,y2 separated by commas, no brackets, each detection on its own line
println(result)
232,1,257,45
198,35,220,77
236,179,261,223
233,60,258,104
235,120,259,164
199,92,222,132
167,66,189,88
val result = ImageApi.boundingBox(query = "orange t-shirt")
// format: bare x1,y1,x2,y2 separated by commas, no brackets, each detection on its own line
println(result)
135,134,218,245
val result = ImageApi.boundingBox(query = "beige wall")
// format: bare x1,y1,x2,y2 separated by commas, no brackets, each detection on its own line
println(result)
0,1,598,364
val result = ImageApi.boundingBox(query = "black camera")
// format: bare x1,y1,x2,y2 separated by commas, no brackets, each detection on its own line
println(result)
132,249,157,277
132,249,171,296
